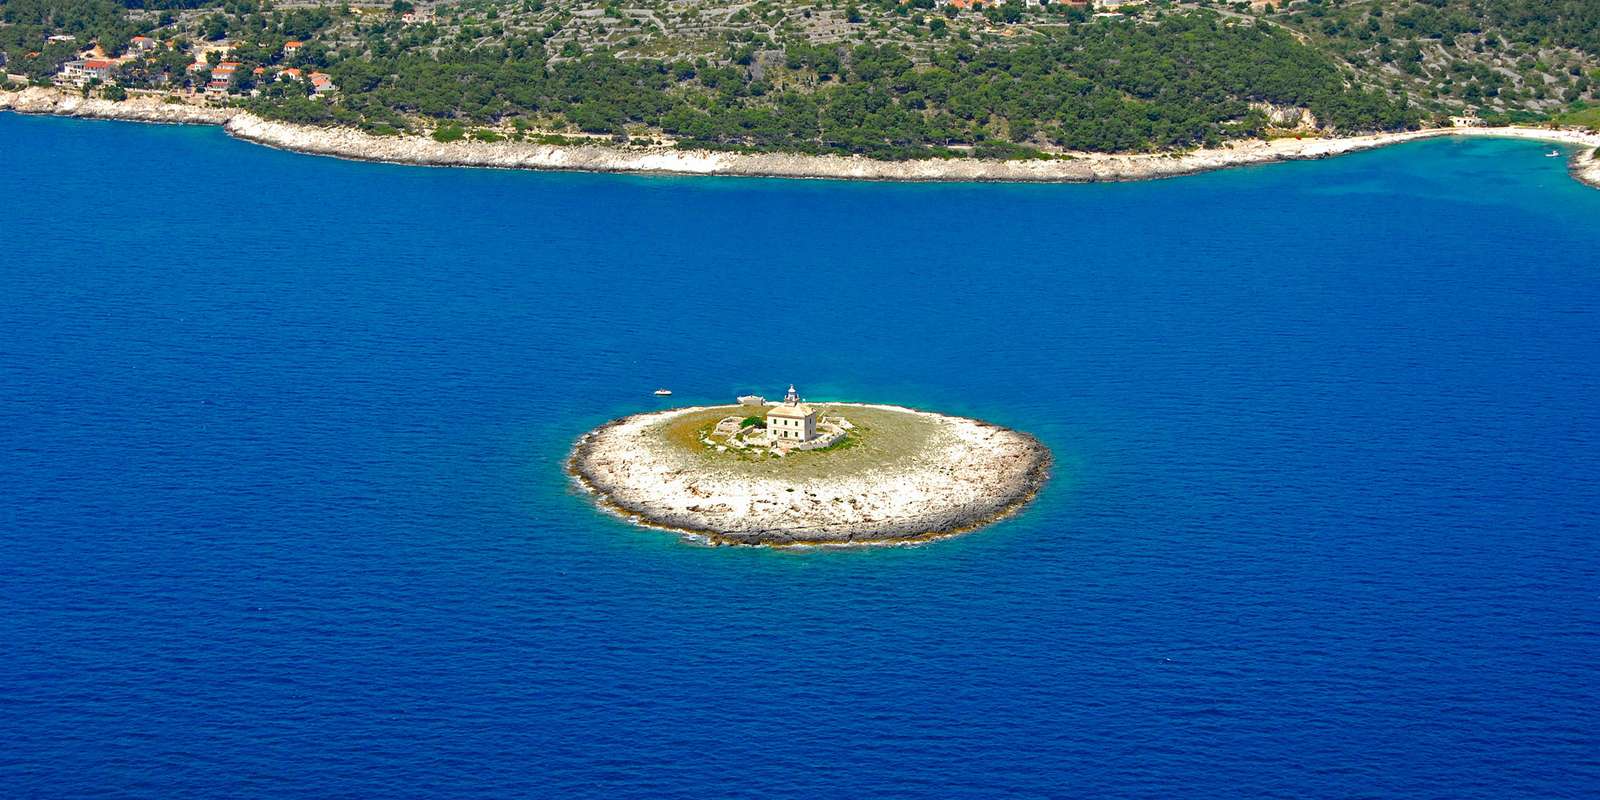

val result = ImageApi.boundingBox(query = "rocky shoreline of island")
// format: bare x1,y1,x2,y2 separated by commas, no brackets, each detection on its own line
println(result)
4,86,1598,188
567,404,1051,547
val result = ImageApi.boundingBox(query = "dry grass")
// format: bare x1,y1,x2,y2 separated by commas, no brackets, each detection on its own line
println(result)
661,405,768,451
652,404,944,480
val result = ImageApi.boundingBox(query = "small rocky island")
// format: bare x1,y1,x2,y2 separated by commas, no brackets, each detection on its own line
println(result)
568,385,1051,546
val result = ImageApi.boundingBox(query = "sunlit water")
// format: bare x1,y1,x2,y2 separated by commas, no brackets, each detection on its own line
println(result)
3,114,1598,798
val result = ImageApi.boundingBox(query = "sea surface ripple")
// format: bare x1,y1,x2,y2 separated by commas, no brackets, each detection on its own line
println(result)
2,115,1598,799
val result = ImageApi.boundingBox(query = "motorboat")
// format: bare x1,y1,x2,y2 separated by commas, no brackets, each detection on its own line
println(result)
653,388,673,396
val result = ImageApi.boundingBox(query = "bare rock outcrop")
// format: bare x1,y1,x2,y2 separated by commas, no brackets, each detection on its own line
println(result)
0,86,230,125
1573,147,1600,189
220,111,1448,183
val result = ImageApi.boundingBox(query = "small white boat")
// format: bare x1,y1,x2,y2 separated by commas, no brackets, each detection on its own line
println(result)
1545,149,1562,158
653,388,673,396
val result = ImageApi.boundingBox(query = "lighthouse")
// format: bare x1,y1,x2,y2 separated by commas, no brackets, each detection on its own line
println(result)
767,384,818,443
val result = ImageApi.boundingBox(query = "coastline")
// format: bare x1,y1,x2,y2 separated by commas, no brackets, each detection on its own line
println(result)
5,86,1598,187
567,403,1052,547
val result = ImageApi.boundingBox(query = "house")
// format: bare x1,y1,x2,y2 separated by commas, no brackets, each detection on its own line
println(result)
56,58,114,86
308,71,336,94
84,59,114,81
767,385,818,443
283,41,304,56
207,61,240,87
129,36,158,54
54,60,84,85
280,67,303,80
204,79,230,98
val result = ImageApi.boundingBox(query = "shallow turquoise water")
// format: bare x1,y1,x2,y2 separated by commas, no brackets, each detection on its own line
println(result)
2,114,1598,798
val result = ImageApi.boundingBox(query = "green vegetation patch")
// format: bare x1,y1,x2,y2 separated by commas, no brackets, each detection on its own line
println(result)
654,405,939,481
240,12,1419,158
10,0,1600,158
1553,103,1600,129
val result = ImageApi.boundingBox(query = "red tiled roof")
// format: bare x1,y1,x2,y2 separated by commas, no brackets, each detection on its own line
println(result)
84,59,113,69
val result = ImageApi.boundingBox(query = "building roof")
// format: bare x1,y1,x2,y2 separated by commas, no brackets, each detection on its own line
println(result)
84,59,113,69
768,403,815,418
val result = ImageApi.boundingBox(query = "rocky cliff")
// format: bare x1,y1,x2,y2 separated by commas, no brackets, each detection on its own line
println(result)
1,86,230,125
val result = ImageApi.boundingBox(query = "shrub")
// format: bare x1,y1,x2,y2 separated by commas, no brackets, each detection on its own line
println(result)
432,123,465,142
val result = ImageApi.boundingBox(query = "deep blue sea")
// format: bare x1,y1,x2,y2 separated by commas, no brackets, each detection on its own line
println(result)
2,113,1599,799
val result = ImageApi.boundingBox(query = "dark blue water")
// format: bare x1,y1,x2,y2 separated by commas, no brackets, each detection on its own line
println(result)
3,114,1598,799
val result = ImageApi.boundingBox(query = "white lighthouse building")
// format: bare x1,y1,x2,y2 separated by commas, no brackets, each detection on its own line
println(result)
766,384,818,443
